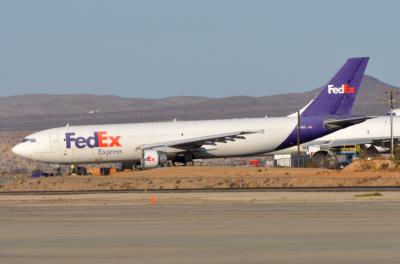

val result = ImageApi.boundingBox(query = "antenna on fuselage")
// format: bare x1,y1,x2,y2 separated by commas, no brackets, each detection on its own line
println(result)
66,123,70,128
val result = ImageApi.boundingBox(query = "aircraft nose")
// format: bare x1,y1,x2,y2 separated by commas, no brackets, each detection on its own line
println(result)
12,144,25,157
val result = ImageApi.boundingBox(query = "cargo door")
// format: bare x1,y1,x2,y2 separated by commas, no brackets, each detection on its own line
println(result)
62,132,73,162
49,132,63,161
50,133,59,152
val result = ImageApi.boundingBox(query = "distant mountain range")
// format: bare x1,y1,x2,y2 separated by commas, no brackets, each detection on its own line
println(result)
0,75,398,131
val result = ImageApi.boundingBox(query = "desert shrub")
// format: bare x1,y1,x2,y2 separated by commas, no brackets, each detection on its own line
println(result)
355,192,382,198
379,162,390,170
9,167,29,175
359,161,375,171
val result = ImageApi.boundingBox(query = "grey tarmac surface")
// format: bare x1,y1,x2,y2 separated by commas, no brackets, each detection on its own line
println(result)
1,196,400,263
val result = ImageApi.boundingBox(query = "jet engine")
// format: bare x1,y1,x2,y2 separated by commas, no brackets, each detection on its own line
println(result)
141,149,168,169
311,150,338,169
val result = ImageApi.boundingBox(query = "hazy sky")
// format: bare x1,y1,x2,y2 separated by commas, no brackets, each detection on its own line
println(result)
0,0,399,98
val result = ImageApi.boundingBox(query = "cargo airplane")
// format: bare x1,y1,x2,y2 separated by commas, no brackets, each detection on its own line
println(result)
13,57,370,169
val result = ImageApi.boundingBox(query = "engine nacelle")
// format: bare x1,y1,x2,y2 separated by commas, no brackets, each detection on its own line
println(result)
311,150,338,169
141,149,168,169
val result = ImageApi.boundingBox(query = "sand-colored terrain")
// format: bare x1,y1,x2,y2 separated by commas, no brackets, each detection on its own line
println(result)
0,191,398,206
2,161,400,192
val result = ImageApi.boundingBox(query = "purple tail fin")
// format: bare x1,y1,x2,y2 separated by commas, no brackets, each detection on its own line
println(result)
301,57,369,116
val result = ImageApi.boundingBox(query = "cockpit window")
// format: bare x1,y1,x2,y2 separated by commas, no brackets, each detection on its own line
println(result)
22,138,37,143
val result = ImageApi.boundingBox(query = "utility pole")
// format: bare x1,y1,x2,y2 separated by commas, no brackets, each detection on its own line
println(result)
385,89,398,159
297,110,301,155
297,110,301,167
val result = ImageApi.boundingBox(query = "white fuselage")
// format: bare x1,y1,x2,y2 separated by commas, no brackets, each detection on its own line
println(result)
13,117,299,164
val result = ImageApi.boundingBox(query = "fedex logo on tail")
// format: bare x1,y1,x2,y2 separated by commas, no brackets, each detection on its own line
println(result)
327,84,356,94
65,132,121,149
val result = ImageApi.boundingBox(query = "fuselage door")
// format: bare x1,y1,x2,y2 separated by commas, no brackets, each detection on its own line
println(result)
50,133,59,151
47,132,63,161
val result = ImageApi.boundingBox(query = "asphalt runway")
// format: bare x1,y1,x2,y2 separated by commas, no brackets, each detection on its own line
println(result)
1,202,400,264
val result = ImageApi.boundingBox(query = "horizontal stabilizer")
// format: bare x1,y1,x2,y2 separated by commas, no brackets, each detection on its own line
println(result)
323,116,374,130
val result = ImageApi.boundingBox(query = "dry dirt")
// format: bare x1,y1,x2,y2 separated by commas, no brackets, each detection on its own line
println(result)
0,191,399,206
343,158,397,171
1,165,400,192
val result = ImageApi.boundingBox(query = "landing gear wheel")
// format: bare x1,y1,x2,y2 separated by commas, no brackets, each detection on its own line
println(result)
186,161,194,166
166,160,174,167
359,145,379,159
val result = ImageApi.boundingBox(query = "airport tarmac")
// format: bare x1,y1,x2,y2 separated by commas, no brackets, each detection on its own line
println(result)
1,193,400,263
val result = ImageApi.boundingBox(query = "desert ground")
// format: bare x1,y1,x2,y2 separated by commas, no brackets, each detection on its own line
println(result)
1,191,400,205
1,161,400,192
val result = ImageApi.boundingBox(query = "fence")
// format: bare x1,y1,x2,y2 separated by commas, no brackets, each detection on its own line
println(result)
196,155,312,168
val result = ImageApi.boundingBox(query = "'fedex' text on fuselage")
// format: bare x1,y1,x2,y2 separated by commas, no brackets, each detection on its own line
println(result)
65,132,121,149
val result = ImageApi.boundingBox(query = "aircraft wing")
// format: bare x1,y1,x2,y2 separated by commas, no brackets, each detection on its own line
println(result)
323,116,375,129
136,130,263,152
314,138,376,148
321,136,400,148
